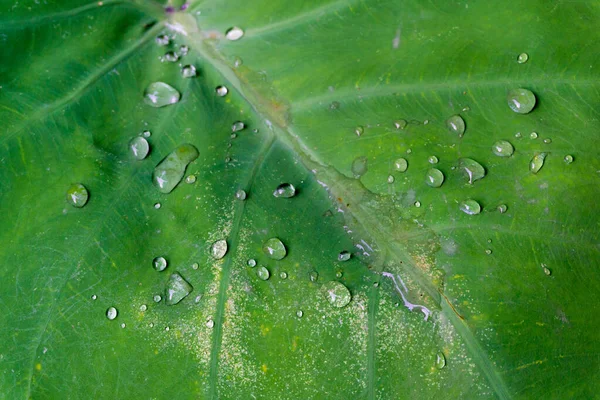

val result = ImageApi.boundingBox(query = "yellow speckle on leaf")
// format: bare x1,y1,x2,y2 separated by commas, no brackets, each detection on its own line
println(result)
260,325,271,336
261,364,268,373
35,363,42,371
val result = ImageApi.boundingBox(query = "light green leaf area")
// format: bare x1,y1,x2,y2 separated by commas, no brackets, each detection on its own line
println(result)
1,0,599,398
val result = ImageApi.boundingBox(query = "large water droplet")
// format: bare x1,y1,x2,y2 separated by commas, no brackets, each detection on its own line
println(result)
352,156,368,178
215,86,228,96
273,183,296,198
263,238,286,260
394,158,408,172
181,65,197,78
530,153,546,174
165,273,193,305
425,168,444,188
256,266,270,281
435,352,446,369
144,82,181,108
458,158,486,184
225,26,244,40
211,239,228,259
517,53,529,64
446,115,465,137
106,307,118,320
321,281,352,308
492,140,514,157
66,183,89,208
507,88,536,114
129,136,149,160
153,256,168,271
459,199,481,215
152,144,199,193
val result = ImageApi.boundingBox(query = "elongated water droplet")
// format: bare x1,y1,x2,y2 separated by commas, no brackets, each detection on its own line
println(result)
459,199,481,215
181,65,197,78
492,140,514,157
458,158,486,184
564,155,574,164
144,82,180,108
530,153,547,174
155,34,169,46
394,119,407,130
309,270,319,282
211,239,228,259
425,168,444,188
66,183,89,208
497,204,508,213
152,144,199,193
394,158,408,172
507,88,536,114
236,189,247,200
216,86,228,96
428,155,439,164
517,53,529,64
321,281,352,308
225,26,244,40
153,256,168,271
338,251,351,261
162,51,179,62
165,273,193,305
232,121,245,132
106,307,118,320
247,259,257,267
263,238,286,260
256,266,270,281
129,136,149,160
352,156,368,178
354,126,364,136
435,352,446,369
446,115,465,137
542,264,551,275
273,183,296,198
543,138,552,144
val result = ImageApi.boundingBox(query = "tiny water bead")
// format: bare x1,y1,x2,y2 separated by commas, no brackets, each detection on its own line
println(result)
106,307,118,320
236,189,247,200
492,140,514,157
515,132,522,139
330,101,340,110
338,251,351,261
279,271,288,280
179,45,189,55
215,85,228,96
120,323,126,329
162,51,179,62
394,158,408,172
543,138,552,144
165,273,193,305
425,168,444,188
206,319,215,328
387,175,395,184
352,156,368,178
309,270,319,282
140,304,147,312
414,201,421,208
446,115,465,137
152,144,199,193
296,310,303,318
542,264,552,275
517,52,529,64
435,352,447,369
335,271,343,278
428,155,439,164
273,183,296,198
530,132,538,139
354,126,364,136
507,88,536,114
144,82,181,108
530,153,547,174
247,259,257,267
91,295,97,300
458,158,486,184
263,238,287,260
321,281,352,308
154,203,161,209
497,204,508,213
211,239,228,259
564,155,574,164
185,175,196,184
153,294,162,302
181,65,197,78
485,249,492,255
66,183,89,208
153,256,168,271
142,130,152,138
155,34,169,46
225,26,244,41
394,119,407,130
232,121,245,132
256,266,270,281
459,199,481,215
129,136,150,160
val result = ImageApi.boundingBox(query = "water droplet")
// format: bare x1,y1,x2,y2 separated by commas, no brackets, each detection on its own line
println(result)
394,119,407,130
458,158,486,184
492,140,514,157
329,101,340,110
206,319,215,328
354,126,364,136
179,45,189,56
140,304,147,312
543,138,552,144
507,88,536,114
155,34,169,46
152,144,199,193
564,155,574,164
394,158,408,172
515,132,522,139
162,51,179,62
165,273,193,305
321,281,352,308
181,64,197,78
142,130,152,138
338,251,351,261
211,239,228,259
262,238,286,260
194,295,202,303
165,326,170,331
446,115,465,137
233,56,243,68
144,82,181,108
497,204,507,213
235,189,247,200
435,352,446,369
185,175,196,184
530,132,538,139
517,52,529,64
153,294,162,303
279,271,288,279
225,26,244,40
121,323,126,329
149,322,154,328
256,266,270,280
530,153,547,174
91,294,97,300
352,156,368,178
387,175,395,184
247,259,257,267
335,271,343,278
106,307,118,320
66,183,89,208
296,310,303,318
232,121,245,132
428,155,439,164
406,148,412,154
129,136,150,160
153,256,168,271
542,264,551,275
191,262,199,270
216,85,228,96
414,201,421,208
425,168,444,188
485,249,492,255
273,183,296,198
459,199,481,215
309,270,319,282
154,203,161,209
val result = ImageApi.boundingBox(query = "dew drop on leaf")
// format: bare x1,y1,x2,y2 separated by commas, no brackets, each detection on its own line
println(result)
153,256,168,271
225,26,244,40
215,85,228,96
338,251,351,261
142,130,151,138
564,155,574,164
394,119,407,130
153,295,162,303
232,121,245,132
165,273,193,305
352,156,368,178
507,88,536,114
154,203,161,209
236,189,247,200
206,319,215,328
435,352,446,369
387,175,395,184
543,138,552,144
185,175,196,184
497,204,508,213
414,201,421,208
139,304,147,312
152,144,199,193
530,153,547,174
273,183,296,198
129,136,149,160
106,307,118,320
309,270,319,282
162,51,179,62
66,183,89,208
394,158,408,172
354,126,364,136
296,310,303,318
446,114,465,137
256,266,270,281
428,155,439,164
247,259,257,267
181,65,197,78
335,271,343,278
530,132,538,139
155,34,169,46
144,82,181,108
321,281,352,308
517,52,529,64
458,158,486,184
279,271,288,280
263,238,287,260
425,168,444,188
211,239,228,259
492,140,514,157
459,199,481,215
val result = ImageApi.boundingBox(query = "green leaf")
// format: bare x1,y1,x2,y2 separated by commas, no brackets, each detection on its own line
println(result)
1,0,599,398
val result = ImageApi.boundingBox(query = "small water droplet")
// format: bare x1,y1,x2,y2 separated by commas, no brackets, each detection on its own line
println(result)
216,85,228,96
414,201,421,208
153,294,162,303
497,204,508,213
387,175,395,184
542,264,551,275
247,259,257,267
142,130,152,138
120,323,126,328
515,132,522,138
354,126,364,136
338,251,351,261
492,140,514,157
152,144,199,193
144,82,181,108
181,64,197,78
406,148,412,155
564,155,574,164
309,270,319,282
179,45,189,56
149,322,154,328
335,271,343,278
485,249,492,255
279,271,288,280
428,155,439,164
425,168,444,188
66,183,89,208
351,156,368,178
321,281,352,308
185,175,196,184
263,238,286,260
162,51,179,62
543,138,552,144
296,310,303,318
154,203,161,209
233,56,243,68
530,132,538,139
235,189,247,200
329,101,340,110
165,326,170,331
140,304,147,312
232,121,245,132
155,34,169,46
194,295,202,303
225,26,244,40
435,352,446,369
273,183,296,198
458,158,486,184
165,273,193,305
256,266,270,281
530,153,547,174
394,119,407,130
462,105,471,112
206,319,214,328
106,307,118,320
446,115,465,137
211,239,228,259
129,136,149,160
394,158,408,172
517,52,529,64
507,88,536,114
91,294,97,300
459,199,481,215
153,256,167,271
191,262,199,270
